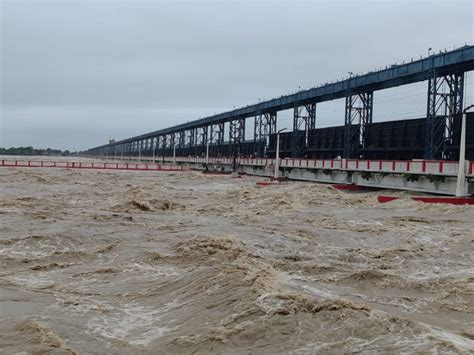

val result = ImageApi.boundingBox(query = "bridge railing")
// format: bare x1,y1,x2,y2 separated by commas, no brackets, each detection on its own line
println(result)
165,156,473,177
3,157,472,177
0,159,186,172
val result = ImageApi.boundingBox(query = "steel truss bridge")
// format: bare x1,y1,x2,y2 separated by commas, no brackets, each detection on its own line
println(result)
87,45,474,161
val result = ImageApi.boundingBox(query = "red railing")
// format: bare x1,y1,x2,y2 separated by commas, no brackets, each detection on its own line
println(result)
169,156,468,176
0,160,186,172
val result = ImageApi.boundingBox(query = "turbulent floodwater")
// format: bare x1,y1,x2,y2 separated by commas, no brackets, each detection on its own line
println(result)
0,158,473,354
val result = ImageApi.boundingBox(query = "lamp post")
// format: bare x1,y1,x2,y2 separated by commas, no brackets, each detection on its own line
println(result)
173,143,179,166
206,138,210,166
456,104,473,196
274,128,287,180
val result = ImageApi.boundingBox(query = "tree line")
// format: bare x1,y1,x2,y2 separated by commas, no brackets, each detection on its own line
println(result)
0,146,72,156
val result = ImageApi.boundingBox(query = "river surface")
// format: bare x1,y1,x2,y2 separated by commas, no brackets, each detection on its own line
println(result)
0,157,473,354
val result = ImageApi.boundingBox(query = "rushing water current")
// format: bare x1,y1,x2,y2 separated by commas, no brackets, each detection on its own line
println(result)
0,158,473,354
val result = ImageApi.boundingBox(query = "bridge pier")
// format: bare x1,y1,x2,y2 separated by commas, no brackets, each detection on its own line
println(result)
210,123,224,144
229,118,245,156
425,71,464,159
196,126,207,154
344,91,373,158
292,103,316,157
146,137,152,156
187,128,196,155
209,123,224,157
254,111,277,157
178,131,185,156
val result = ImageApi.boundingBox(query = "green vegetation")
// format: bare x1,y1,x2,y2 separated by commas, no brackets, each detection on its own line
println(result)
360,171,372,180
403,173,420,183
426,174,446,183
0,146,71,156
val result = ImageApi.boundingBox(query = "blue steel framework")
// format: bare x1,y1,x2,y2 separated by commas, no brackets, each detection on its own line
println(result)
88,45,474,159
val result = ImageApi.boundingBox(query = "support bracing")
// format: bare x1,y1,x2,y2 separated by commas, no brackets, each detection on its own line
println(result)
210,123,224,144
147,138,152,155
229,119,245,144
343,92,373,158
179,131,185,148
255,111,277,157
152,137,157,157
160,135,167,154
292,103,316,157
197,126,208,146
209,123,224,156
188,129,196,148
254,112,277,142
425,72,464,159
229,119,245,156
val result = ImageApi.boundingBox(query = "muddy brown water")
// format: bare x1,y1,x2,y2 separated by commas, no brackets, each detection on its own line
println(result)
0,159,473,354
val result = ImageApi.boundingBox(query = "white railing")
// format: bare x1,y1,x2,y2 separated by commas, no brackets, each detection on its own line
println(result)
90,155,474,178
0,159,185,172
183,157,472,177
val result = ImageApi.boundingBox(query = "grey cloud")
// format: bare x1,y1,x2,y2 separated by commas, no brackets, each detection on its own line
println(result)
1,0,473,150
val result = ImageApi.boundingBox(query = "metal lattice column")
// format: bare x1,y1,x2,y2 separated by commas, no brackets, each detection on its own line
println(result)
425,72,464,159
343,92,373,158
254,112,277,142
158,135,166,156
196,126,208,146
146,138,152,155
209,123,224,156
229,119,245,156
188,129,196,148
151,137,157,157
138,140,143,157
229,119,245,144
292,103,316,157
255,112,276,157
179,131,185,148
210,123,224,145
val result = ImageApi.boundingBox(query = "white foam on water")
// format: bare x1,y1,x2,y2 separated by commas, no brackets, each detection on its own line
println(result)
423,324,474,352
87,302,178,348
255,293,288,314
300,284,334,299
0,247,51,258
9,271,62,289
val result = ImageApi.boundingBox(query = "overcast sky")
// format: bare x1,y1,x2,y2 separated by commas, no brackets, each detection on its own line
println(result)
1,0,473,151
